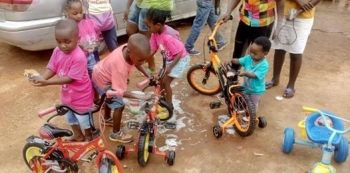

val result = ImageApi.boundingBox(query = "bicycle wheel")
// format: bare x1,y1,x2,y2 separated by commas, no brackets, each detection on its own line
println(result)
99,157,120,173
230,92,256,137
187,64,221,95
23,142,46,170
157,98,173,121
137,131,151,167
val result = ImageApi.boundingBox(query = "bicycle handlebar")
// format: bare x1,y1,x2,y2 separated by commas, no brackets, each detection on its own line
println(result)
302,106,350,134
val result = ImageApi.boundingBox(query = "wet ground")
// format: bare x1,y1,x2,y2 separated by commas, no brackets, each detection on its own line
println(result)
1,1,350,173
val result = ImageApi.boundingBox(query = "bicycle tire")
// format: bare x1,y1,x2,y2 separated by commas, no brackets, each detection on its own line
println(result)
230,92,256,137
99,157,120,173
187,64,221,95
157,98,174,121
23,142,46,170
137,130,151,167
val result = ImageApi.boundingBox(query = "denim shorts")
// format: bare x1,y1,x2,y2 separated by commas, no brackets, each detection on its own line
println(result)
128,3,148,32
168,55,191,78
65,111,92,130
93,82,125,109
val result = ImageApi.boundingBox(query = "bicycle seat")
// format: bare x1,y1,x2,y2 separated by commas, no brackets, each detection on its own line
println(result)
305,111,344,145
39,124,73,140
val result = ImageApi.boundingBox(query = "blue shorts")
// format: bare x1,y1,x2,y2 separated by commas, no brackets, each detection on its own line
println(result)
65,111,92,130
93,82,125,110
168,55,191,78
128,3,148,32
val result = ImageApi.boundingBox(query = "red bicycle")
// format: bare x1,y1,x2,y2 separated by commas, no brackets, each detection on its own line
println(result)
115,47,176,167
22,97,123,173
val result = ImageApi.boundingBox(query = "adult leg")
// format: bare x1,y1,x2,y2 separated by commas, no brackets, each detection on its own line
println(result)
206,1,226,48
185,0,212,53
283,53,302,98
266,49,287,89
231,21,250,71
126,3,141,36
102,26,118,51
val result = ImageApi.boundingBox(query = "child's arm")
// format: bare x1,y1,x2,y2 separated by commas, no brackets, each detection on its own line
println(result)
136,65,151,78
239,71,256,78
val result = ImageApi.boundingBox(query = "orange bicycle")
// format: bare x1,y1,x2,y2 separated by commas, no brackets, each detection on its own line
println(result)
22,97,123,173
187,16,267,138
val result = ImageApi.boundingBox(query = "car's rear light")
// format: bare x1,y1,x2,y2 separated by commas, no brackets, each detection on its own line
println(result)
0,0,33,11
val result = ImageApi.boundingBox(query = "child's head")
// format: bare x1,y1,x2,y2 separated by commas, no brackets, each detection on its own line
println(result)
127,33,151,66
249,36,271,62
55,19,79,54
145,8,171,33
65,0,83,22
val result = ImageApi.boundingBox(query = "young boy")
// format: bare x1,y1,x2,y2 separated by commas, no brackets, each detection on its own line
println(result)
231,36,270,110
30,19,94,141
92,33,151,143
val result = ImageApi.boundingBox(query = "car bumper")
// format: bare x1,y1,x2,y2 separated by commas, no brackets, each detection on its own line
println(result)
0,17,61,51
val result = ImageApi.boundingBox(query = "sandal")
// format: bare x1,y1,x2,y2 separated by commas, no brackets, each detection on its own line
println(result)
282,88,295,98
265,80,279,89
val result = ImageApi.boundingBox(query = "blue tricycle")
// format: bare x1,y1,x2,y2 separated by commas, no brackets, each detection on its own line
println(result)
282,106,350,173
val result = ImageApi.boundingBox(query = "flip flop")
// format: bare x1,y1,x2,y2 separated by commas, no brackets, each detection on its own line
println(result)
265,80,278,89
282,88,295,98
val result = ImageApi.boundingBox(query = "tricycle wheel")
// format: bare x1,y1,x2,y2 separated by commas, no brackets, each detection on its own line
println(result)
116,145,126,160
282,128,295,154
137,132,151,167
334,137,349,163
213,124,223,139
258,116,267,128
166,151,176,166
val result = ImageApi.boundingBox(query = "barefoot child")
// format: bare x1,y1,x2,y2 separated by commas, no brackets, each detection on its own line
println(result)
29,19,94,141
231,36,270,110
144,8,190,110
92,33,151,143
65,0,101,77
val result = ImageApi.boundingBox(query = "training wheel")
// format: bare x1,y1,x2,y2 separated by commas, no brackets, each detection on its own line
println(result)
116,145,126,160
311,162,336,173
258,116,267,128
213,124,223,139
166,151,176,166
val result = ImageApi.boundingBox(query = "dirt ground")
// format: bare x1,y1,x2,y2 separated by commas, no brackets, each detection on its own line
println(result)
1,1,350,173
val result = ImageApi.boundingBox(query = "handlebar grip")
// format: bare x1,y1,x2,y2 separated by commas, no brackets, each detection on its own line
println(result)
137,79,150,90
38,106,57,118
302,106,318,113
228,15,233,20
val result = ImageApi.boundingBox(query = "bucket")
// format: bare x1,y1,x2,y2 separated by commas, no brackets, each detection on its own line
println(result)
298,120,307,139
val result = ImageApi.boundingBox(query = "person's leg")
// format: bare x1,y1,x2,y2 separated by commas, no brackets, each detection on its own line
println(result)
112,107,124,133
185,0,212,54
266,49,287,88
232,21,250,71
65,111,85,141
126,3,141,36
161,76,175,107
102,26,118,51
206,2,226,48
284,53,302,97
75,112,93,141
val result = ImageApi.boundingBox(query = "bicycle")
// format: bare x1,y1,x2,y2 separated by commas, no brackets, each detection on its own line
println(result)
115,46,176,167
186,16,267,138
22,96,124,173
282,106,350,173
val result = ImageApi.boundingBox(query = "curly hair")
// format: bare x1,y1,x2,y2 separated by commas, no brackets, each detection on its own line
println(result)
146,8,172,25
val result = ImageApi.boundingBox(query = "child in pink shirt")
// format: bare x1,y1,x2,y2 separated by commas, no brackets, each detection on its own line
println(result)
92,33,151,143
65,0,101,77
30,19,94,141
145,8,191,109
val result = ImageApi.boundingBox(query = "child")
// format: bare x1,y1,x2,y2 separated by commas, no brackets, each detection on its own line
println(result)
92,33,151,143
145,8,191,110
82,0,118,51
65,0,100,77
231,36,270,110
30,19,94,141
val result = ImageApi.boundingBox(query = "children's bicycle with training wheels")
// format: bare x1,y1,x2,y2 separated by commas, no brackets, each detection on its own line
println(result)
186,16,267,138
22,98,124,173
115,46,176,167
282,106,350,173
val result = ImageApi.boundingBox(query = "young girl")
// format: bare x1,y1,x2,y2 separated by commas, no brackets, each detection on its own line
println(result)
30,19,94,141
65,0,100,77
83,0,118,51
145,8,191,109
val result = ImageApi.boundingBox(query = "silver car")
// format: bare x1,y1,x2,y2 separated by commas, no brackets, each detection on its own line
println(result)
0,0,196,51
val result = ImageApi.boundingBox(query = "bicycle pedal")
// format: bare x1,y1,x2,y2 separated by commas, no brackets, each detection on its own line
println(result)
165,122,176,129
127,121,140,129
210,101,222,109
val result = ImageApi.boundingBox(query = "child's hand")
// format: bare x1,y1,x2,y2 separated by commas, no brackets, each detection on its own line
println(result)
29,75,47,86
